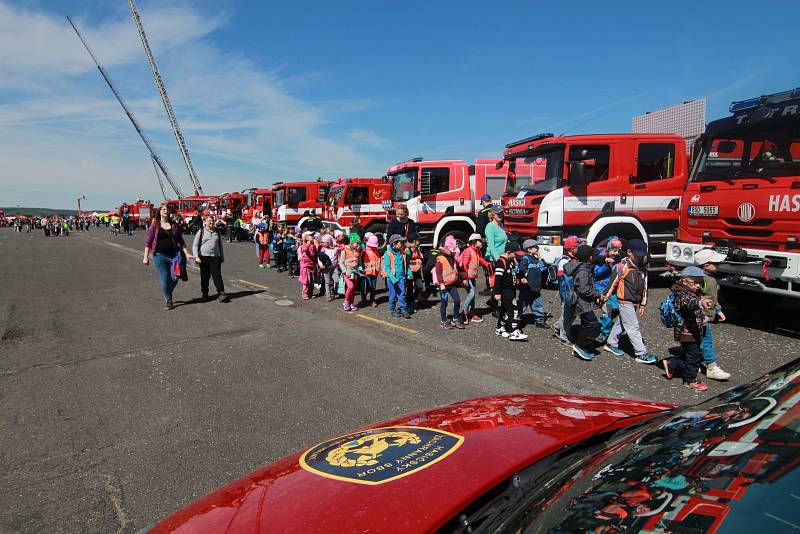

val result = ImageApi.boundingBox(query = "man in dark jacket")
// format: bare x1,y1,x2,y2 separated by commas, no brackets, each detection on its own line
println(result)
475,194,493,237
349,217,367,240
571,245,604,361
386,204,417,241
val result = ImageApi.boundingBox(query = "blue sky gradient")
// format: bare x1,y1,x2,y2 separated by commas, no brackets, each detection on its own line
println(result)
1,0,798,209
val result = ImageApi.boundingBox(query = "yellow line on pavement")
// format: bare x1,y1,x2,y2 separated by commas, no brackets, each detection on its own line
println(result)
238,279,270,290
355,314,418,334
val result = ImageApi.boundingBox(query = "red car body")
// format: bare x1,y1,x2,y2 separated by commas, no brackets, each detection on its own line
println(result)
147,394,671,533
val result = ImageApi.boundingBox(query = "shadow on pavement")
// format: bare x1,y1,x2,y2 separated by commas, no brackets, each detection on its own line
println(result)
174,290,265,307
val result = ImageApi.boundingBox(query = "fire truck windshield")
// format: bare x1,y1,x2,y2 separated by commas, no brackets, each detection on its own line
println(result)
180,199,202,212
275,189,285,207
328,185,345,206
692,127,800,183
506,147,565,195
389,169,418,201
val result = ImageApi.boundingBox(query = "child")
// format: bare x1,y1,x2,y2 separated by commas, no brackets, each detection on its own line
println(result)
384,234,411,319
361,235,382,307
571,245,604,360
517,239,547,328
272,227,286,272
594,237,622,340
603,239,657,364
460,233,491,324
405,233,424,313
255,224,270,268
693,248,731,381
663,266,713,391
285,228,298,277
494,242,527,340
552,235,579,345
436,236,465,329
298,231,318,300
318,234,337,301
339,233,361,311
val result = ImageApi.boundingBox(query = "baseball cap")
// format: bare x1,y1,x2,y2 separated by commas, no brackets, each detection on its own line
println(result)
694,248,726,265
522,239,540,250
480,194,491,202
468,233,482,242
628,239,648,257
505,241,521,253
564,236,579,249
389,234,405,245
680,266,705,278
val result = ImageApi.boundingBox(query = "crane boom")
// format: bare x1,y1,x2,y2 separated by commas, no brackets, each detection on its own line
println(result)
66,16,184,199
150,155,169,201
128,0,203,196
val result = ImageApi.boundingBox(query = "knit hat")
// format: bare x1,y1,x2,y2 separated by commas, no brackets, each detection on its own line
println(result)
564,236,579,249
321,234,334,245
366,235,379,248
467,233,482,243
606,235,622,249
333,230,344,238
313,232,321,240
522,239,540,250
348,232,361,243
680,266,705,278
444,235,458,249
389,234,405,245
577,244,596,262
628,239,648,257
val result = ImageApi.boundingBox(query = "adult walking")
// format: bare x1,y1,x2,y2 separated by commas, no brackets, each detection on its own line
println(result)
143,203,191,310
386,204,417,241
483,205,507,302
475,194,493,237
192,215,227,302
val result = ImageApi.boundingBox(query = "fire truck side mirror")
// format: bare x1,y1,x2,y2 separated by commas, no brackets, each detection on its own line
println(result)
567,161,590,187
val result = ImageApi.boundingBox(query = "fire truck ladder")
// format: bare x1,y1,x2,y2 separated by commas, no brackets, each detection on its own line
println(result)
128,0,203,196
67,16,185,200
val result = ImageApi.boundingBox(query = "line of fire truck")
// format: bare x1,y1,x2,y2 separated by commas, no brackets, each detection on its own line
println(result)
104,87,799,306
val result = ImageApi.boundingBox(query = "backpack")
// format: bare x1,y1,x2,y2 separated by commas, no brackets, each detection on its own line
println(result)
659,293,683,328
558,261,578,307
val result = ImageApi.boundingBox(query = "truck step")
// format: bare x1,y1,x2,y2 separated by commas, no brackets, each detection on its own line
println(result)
647,234,674,240
649,253,667,260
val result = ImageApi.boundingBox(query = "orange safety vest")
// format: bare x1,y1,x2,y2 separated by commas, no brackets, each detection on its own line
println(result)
463,247,480,279
408,247,423,273
437,255,457,285
362,248,381,276
381,251,407,278
343,247,359,272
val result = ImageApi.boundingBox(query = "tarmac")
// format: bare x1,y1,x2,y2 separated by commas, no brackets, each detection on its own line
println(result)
1,226,798,533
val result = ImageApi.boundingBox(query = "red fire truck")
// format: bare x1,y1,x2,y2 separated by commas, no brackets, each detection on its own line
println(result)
500,133,688,266
274,180,331,226
239,187,275,234
219,192,247,216
386,158,524,247
321,177,392,232
178,195,218,224
667,88,800,305
117,200,153,228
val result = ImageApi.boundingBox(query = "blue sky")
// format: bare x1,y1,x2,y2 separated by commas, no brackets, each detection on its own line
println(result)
1,0,798,209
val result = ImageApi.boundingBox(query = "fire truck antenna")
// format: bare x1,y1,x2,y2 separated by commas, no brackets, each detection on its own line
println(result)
128,0,204,197
66,16,185,200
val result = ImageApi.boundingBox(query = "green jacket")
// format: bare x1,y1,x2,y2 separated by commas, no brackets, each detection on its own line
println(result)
484,221,507,261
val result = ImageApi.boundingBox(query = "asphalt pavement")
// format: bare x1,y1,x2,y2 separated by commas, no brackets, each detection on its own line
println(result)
1,226,798,534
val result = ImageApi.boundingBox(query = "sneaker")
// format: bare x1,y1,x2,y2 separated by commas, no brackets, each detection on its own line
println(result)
495,328,510,338
164,299,173,310
217,293,228,303
558,337,572,346
402,311,411,319
451,320,466,330
470,314,483,323
264,264,271,269
258,264,265,269
635,354,658,365
684,380,709,392
390,310,401,318
461,313,469,326
534,322,549,329
706,364,731,381
604,345,626,357
440,321,452,330
573,345,595,361
349,304,358,312
662,359,673,380
508,330,528,341
343,303,351,311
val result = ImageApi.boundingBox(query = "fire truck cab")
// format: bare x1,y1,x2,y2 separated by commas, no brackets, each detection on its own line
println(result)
668,88,800,304
239,188,275,234
219,192,247,216
386,158,516,247
179,195,218,224
274,180,331,226
501,133,687,266
117,200,153,229
321,177,391,233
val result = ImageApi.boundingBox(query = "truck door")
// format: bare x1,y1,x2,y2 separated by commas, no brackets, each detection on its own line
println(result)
631,141,683,222
564,143,614,228
419,165,454,223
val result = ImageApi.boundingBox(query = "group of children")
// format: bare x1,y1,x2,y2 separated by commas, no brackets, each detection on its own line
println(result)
255,222,730,393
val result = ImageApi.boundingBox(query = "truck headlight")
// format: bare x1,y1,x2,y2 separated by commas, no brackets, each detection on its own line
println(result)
683,247,693,260
671,245,681,259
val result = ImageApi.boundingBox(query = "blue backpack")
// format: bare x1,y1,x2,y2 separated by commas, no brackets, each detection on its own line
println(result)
659,293,683,328
557,260,578,307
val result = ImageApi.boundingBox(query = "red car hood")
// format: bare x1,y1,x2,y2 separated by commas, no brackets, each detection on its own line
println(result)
150,394,672,533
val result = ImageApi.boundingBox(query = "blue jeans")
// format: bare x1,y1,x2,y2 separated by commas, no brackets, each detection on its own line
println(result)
463,279,477,314
153,253,178,302
361,275,378,301
440,286,461,322
387,278,407,313
701,324,717,364
517,287,545,324
555,302,575,343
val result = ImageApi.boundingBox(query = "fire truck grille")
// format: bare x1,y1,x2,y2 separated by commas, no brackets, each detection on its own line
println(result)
726,228,773,238
724,218,773,227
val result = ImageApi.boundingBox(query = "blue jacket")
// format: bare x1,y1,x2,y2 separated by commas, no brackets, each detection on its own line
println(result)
383,248,408,283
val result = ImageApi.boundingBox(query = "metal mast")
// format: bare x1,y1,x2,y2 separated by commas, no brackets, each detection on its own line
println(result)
128,0,203,196
67,16,185,199
150,155,169,201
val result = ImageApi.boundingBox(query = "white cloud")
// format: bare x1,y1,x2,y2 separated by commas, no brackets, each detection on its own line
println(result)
0,1,387,209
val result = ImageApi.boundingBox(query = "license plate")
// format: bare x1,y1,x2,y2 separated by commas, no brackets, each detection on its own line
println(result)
688,205,719,217
506,208,529,215
508,198,525,207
